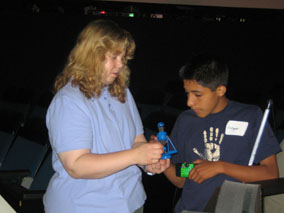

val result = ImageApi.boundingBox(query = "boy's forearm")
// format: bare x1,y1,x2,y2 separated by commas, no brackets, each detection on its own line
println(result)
220,155,279,182
164,163,186,188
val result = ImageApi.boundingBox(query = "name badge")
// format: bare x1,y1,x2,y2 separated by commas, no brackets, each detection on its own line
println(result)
225,120,248,136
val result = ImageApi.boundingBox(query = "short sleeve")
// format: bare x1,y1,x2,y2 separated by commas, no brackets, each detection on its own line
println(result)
46,95,93,153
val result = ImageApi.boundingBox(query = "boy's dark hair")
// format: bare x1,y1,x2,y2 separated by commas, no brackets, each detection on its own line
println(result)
179,54,229,91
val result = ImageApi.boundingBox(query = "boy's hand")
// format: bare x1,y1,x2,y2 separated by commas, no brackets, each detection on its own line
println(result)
188,159,222,183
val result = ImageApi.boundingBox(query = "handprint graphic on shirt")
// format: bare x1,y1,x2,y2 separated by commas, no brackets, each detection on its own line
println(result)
193,127,224,161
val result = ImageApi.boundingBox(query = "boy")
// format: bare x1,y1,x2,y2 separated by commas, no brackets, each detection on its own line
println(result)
164,54,281,212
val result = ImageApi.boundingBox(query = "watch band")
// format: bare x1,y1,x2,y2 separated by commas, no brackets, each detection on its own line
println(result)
141,165,155,176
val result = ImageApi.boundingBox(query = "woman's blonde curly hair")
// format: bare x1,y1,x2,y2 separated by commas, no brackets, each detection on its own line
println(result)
53,19,135,103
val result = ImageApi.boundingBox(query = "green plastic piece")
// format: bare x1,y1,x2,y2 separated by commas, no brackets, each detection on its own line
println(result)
180,163,194,178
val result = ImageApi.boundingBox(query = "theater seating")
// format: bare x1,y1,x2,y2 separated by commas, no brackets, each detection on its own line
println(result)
0,150,54,212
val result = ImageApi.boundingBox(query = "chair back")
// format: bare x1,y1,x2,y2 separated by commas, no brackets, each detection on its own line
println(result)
29,150,54,191
0,136,48,177
215,180,261,213
0,131,15,166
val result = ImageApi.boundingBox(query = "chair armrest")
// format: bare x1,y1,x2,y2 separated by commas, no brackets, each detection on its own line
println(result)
22,190,45,200
1,181,45,200
248,177,284,196
204,178,284,212
0,170,30,183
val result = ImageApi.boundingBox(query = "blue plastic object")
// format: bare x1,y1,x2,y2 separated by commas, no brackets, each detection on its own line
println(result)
157,122,178,159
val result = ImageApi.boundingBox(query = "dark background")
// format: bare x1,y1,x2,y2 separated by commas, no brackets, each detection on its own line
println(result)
1,2,284,109
1,1,284,134
1,1,284,212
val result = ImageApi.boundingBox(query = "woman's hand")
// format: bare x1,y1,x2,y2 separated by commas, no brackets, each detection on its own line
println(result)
146,158,171,174
133,141,164,165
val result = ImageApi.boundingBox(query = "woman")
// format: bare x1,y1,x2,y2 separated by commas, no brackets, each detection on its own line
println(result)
43,19,169,213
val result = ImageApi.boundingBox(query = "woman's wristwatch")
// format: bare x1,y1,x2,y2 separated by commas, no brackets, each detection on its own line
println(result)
141,165,155,176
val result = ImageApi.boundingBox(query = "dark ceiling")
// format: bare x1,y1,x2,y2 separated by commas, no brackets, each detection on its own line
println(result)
1,0,284,24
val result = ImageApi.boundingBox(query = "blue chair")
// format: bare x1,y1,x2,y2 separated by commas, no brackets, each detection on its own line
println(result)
0,136,49,183
0,131,16,167
0,149,54,212
28,150,54,191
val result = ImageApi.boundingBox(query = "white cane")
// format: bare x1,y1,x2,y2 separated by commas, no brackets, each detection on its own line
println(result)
248,99,273,166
